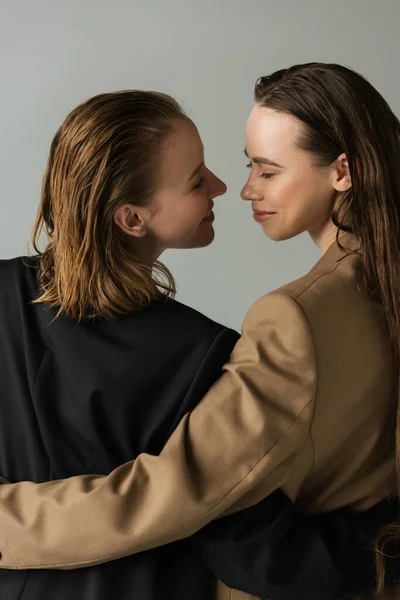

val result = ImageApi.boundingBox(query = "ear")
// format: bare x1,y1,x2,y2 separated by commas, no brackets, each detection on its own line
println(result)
332,153,352,193
113,204,148,238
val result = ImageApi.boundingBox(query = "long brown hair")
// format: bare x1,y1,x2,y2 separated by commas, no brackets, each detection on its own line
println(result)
254,62,400,590
32,90,186,321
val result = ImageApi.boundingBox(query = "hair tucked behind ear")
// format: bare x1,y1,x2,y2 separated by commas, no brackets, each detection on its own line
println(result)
255,62,400,591
31,90,187,321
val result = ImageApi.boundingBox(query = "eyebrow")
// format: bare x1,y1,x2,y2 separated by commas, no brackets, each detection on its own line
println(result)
189,161,205,181
244,148,283,169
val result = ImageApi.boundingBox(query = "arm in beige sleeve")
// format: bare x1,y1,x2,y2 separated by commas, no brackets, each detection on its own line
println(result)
0,293,317,570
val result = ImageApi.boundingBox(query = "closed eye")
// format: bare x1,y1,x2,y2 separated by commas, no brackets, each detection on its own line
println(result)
246,162,274,180
193,178,204,190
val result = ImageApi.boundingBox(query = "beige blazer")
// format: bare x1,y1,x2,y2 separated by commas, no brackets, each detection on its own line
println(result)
0,234,398,599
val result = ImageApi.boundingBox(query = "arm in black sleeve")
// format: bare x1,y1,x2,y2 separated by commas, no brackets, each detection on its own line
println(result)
193,491,399,599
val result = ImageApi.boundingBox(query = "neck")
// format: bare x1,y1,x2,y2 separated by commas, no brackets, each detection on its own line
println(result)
309,222,346,255
129,237,164,265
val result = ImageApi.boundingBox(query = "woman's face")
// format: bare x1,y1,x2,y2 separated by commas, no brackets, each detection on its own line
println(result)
134,118,227,258
241,104,348,246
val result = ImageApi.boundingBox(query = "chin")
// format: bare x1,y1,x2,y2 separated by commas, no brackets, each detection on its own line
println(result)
181,229,215,250
195,231,215,248
263,230,292,242
262,224,302,242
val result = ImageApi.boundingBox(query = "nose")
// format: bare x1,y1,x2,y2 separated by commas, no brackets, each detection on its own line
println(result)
208,169,227,199
240,177,263,202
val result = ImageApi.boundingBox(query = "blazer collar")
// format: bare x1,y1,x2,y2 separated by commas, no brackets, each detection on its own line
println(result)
310,232,361,274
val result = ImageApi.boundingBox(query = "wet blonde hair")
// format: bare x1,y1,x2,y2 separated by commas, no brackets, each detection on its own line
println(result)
32,90,187,321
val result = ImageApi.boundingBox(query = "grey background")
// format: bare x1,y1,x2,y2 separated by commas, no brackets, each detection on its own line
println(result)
1,0,399,330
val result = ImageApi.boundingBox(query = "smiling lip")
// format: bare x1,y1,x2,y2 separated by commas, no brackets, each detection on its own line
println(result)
253,211,276,223
202,211,215,223
202,204,215,222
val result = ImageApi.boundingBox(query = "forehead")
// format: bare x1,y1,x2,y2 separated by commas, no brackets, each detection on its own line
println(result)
161,119,203,169
157,118,204,189
246,104,301,156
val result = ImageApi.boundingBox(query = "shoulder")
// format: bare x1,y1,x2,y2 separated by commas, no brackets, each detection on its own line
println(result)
0,255,29,278
0,256,38,297
140,301,240,384
242,292,314,357
279,253,360,299
241,253,363,359
76,298,241,376
248,252,361,321
240,255,348,347
140,298,239,346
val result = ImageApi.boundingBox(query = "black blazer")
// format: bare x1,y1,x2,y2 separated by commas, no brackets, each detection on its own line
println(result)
0,257,394,600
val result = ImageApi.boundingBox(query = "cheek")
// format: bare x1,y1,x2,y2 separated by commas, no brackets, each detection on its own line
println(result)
283,177,334,231
174,196,208,230
261,179,315,239
271,170,322,212
260,168,335,240
152,195,209,244
266,177,295,208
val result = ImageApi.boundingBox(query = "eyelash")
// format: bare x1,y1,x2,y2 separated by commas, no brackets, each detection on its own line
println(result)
193,178,204,190
246,162,274,180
